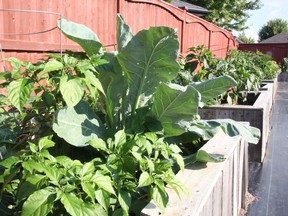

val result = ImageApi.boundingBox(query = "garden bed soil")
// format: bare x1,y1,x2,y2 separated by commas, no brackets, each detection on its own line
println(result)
199,84,274,163
141,130,248,216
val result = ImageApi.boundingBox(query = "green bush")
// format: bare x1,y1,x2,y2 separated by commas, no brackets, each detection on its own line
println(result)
281,57,288,72
180,47,280,104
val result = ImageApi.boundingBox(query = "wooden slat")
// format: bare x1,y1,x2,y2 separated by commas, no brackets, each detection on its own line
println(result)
212,177,223,216
232,140,239,216
221,156,233,216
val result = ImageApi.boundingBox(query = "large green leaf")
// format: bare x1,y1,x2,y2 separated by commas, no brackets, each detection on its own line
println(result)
117,26,180,113
60,75,84,107
77,61,105,96
187,119,260,144
81,182,96,201
116,14,133,52
38,136,55,151
91,172,115,195
187,120,222,140
138,172,153,187
118,191,131,216
59,192,106,216
152,83,200,136
17,174,46,202
57,18,103,56
43,60,63,73
98,58,128,128
81,202,107,216
217,119,261,144
59,192,82,216
95,189,110,211
53,101,105,147
191,75,237,107
7,79,33,113
152,185,169,212
22,188,56,216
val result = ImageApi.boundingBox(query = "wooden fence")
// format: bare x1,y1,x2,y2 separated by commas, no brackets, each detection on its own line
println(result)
239,43,288,64
0,0,238,71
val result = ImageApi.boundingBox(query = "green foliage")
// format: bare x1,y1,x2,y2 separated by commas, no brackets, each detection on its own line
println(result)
0,134,187,215
181,46,279,104
0,15,261,215
258,18,288,41
281,57,288,72
185,0,262,31
238,32,255,44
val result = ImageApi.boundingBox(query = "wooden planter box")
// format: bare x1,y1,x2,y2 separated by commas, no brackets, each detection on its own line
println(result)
141,131,248,216
199,84,274,163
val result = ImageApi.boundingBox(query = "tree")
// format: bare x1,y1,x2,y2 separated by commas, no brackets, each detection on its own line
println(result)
238,32,255,44
184,0,262,31
258,18,288,41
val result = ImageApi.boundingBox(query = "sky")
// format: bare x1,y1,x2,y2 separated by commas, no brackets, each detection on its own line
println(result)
234,0,288,42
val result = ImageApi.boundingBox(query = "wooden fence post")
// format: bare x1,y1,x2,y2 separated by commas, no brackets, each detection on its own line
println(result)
117,0,122,14
208,30,211,50
181,7,187,53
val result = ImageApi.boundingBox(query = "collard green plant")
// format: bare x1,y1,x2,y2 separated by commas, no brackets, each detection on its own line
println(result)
53,17,259,144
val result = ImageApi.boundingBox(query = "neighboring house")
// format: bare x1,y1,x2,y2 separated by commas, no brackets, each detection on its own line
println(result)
259,32,288,43
171,0,210,17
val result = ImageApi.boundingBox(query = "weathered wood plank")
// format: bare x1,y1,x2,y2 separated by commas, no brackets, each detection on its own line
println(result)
221,157,233,216
232,141,239,216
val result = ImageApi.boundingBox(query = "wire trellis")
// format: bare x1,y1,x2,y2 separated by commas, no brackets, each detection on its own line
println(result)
0,8,65,71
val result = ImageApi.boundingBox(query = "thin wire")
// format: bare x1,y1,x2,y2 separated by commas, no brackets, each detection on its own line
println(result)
0,8,62,16
59,17,62,56
0,26,58,36
0,44,6,71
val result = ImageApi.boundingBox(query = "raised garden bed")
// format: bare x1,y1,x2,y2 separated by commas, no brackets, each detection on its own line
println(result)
199,83,274,163
141,130,248,216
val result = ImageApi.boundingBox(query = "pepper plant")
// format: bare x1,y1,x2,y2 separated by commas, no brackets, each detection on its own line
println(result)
182,46,280,104
0,15,260,215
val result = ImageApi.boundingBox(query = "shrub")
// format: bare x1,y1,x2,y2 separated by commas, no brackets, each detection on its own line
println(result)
181,47,280,104
281,57,288,72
